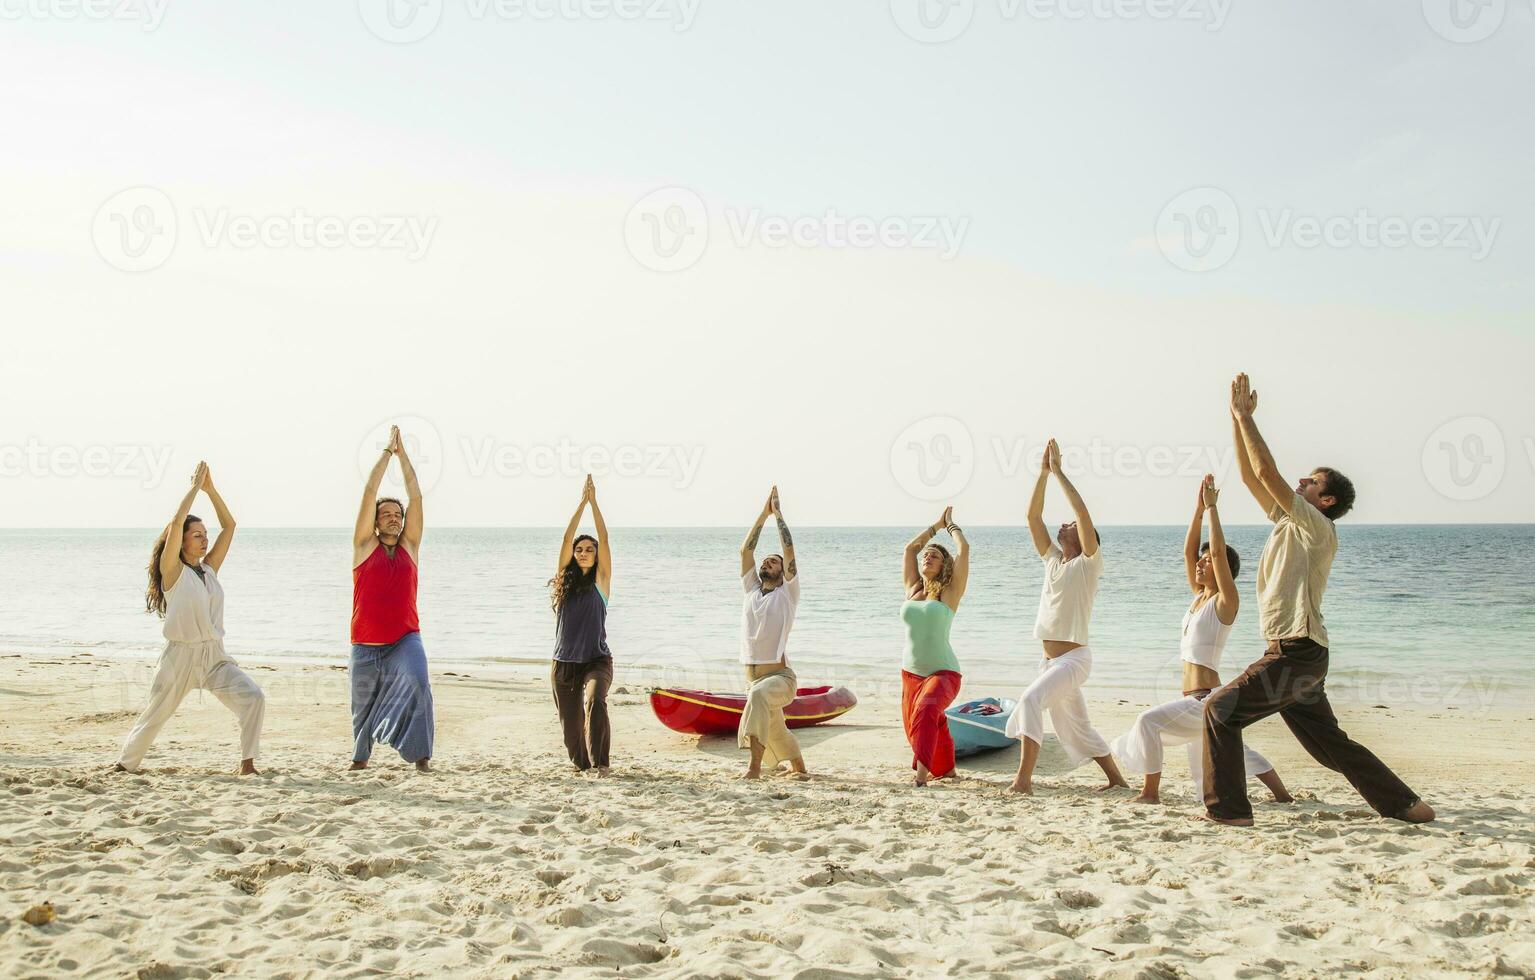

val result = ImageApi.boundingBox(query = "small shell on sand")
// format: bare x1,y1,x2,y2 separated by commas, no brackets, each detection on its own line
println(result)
23,902,57,926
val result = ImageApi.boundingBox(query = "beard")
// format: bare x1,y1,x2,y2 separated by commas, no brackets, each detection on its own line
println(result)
760,567,783,587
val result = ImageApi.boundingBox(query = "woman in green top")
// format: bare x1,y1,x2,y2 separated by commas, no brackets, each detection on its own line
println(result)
901,506,970,786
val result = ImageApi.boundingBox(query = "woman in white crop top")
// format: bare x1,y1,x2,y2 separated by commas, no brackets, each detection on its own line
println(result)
114,462,266,776
1111,476,1292,806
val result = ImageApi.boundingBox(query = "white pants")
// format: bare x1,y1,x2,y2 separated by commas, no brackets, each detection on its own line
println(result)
1004,646,1111,769
117,639,266,771
1111,694,1273,799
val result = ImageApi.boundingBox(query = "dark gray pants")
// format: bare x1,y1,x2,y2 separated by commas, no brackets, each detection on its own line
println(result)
552,656,612,770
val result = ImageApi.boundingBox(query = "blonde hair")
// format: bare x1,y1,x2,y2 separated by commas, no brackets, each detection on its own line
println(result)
919,543,954,601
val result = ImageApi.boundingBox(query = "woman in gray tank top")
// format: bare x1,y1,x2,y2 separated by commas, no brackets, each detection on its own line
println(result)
549,475,615,775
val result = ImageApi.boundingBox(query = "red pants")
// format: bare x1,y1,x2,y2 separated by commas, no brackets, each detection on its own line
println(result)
902,669,962,779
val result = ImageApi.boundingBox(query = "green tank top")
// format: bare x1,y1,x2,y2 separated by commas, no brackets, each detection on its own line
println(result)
901,599,961,676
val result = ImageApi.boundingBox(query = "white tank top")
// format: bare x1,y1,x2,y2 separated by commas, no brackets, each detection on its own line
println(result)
163,563,225,643
1179,596,1231,671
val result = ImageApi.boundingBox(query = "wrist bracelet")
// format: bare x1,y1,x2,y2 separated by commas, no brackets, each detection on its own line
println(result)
946,523,961,533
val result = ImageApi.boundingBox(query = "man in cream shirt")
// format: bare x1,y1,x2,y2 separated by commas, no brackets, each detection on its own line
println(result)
1201,374,1433,827
736,487,807,780
1006,439,1129,795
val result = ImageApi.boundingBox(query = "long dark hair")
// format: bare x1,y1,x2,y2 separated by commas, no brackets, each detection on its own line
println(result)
549,534,600,613
146,514,202,617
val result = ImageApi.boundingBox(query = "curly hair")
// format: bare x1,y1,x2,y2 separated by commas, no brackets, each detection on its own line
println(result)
549,534,600,613
919,543,954,601
145,514,202,617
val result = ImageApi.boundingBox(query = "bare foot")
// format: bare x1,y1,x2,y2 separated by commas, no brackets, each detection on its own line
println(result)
415,759,432,773
1006,780,1033,796
1127,793,1161,805
348,760,368,771
595,767,611,778
740,769,762,781
239,760,259,776
1098,779,1130,792
109,762,129,774
1396,800,1435,824
1195,813,1254,827
1271,791,1295,804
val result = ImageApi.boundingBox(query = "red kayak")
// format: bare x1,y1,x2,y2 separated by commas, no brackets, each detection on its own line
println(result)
650,685,858,736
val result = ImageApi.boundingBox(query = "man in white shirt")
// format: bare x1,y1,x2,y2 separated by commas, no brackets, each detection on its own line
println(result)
737,487,807,779
1006,439,1129,795
1202,374,1433,826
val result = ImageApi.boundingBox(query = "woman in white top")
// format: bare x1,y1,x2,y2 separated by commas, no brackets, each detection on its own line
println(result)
1005,439,1128,795
1112,475,1291,805
114,462,266,776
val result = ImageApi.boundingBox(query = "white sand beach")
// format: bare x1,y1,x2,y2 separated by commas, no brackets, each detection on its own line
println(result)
2,653,1532,978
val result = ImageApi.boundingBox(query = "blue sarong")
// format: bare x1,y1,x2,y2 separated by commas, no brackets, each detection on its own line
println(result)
350,631,435,763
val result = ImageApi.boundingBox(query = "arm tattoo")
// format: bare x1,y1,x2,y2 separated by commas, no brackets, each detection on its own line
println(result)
776,516,792,547
786,558,797,578
745,526,762,550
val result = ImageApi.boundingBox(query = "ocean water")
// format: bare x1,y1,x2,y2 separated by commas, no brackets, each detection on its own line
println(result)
2,526,1531,708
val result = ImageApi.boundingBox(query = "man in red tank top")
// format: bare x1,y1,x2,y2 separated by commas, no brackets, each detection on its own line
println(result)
348,425,434,772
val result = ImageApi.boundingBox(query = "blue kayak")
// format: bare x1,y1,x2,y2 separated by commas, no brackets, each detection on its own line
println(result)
946,697,1019,757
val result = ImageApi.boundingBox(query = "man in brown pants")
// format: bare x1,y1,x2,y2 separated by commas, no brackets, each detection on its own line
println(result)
1201,373,1435,827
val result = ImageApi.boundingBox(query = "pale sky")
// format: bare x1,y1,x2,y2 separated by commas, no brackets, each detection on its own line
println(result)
3,1,1532,527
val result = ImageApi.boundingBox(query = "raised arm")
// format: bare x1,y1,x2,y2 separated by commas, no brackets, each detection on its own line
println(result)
354,431,394,553
944,516,970,611
393,427,424,556
589,477,612,595
770,486,796,581
1049,441,1097,559
1230,378,1277,515
1232,374,1294,517
741,490,772,577
904,509,946,595
161,461,207,592
1026,445,1053,557
557,479,589,574
1183,477,1205,594
1203,475,1239,625
202,466,237,573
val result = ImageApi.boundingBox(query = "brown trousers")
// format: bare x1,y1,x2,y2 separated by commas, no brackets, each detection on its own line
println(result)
1202,638,1419,821
552,657,612,770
